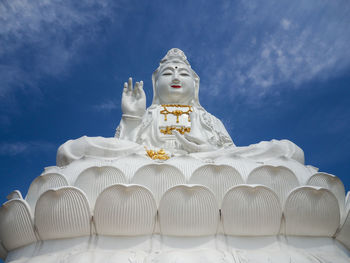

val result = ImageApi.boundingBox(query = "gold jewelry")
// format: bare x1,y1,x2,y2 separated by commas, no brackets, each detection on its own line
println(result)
160,126,191,135
145,147,170,160
160,104,192,123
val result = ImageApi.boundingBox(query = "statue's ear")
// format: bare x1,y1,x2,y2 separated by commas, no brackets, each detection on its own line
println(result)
151,69,159,105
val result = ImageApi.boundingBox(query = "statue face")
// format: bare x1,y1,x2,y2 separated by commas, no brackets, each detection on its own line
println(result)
156,61,195,105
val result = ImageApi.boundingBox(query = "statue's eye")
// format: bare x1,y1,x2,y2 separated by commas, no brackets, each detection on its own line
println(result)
180,73,190,76
162,72,172,76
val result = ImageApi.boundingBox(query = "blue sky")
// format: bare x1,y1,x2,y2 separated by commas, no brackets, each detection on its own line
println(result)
0,0,350,206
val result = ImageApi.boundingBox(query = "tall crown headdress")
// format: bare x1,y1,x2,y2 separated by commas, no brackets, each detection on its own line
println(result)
159,48,190,66
151,48,201,107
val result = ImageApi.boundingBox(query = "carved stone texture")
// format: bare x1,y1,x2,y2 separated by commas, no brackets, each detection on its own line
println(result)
307,172,346,222
74,166,127,208
284,186,340,236
159,185,219,236
26,173,69,210
94,184,157,236
216,156,260,181
6,190,23,201
247,165,299,205
166,155,204,180
35,187,92,240
189,164,244,205
111,154,152,181
132,164,186,204
0,241,6,260
0,199,37,250
221,185,282,236
336,208,350,250
58,157,104,185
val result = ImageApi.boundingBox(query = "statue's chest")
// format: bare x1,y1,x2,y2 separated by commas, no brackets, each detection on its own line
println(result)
158,105,192,137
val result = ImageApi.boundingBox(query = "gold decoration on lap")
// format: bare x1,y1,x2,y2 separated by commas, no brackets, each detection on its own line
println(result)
160,126,191,135
145,147,170,160
160,104,192,123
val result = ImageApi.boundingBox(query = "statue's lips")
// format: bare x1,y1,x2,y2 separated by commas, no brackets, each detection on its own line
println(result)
171,85,182,89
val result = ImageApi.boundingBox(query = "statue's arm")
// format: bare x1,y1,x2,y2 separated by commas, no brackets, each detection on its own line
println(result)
115,115,143,140
213,116,235,147
115,77,146,141
200,111,235,147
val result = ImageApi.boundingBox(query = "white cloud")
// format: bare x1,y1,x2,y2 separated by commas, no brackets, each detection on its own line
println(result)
0,141,55,156
281,19,291,30
0,142,28,156
0,0,121,97
195,0,350,104
93,100,119,111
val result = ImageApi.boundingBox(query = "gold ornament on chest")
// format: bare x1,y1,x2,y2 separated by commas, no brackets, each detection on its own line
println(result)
160,104,192,123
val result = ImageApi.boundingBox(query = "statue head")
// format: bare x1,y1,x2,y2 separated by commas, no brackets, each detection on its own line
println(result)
152,48,200,106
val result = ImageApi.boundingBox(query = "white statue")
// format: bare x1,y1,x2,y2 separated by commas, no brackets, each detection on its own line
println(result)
115,48,233,153
57,48,304,165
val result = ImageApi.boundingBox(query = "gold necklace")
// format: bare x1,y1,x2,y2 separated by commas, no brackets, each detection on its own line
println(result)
160,104,192,123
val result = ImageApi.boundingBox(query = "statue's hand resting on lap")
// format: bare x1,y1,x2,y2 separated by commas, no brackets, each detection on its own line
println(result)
173,112,217,152
121,77,146,118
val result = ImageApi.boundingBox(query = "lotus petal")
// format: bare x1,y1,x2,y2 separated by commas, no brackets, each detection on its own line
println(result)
247,165,299,204
74,166,126,208
307,172,345,222
284,186,340,236
159,185,219,236
336,209,350,250
113,154,153,180
26,173,69,210
42,166,64,174
35,187,92,240
132,164,185,203
59,157,105,184
346,191,350,214
7,190,23,200
265,157,313,184
94,184,157,236
167,155,204,180
189,164,244,205
0,241,6,260
0,199,37,250
216,156,260,181
222,185,282,236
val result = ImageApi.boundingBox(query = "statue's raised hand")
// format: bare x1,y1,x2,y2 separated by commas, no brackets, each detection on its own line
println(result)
121,77,146,118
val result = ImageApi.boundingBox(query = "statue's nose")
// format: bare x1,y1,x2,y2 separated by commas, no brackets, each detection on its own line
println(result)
172,72,180,83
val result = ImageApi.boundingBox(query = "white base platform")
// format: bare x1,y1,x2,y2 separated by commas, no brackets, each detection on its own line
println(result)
5,235,350,263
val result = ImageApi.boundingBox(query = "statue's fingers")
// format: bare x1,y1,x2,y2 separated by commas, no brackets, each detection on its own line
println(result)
139,80,146,97
135,81,144,99
123,82,128,93
184,133,205,145
174,132,192,151
133,82,139,96
128,77,133,93
174,130,199,152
